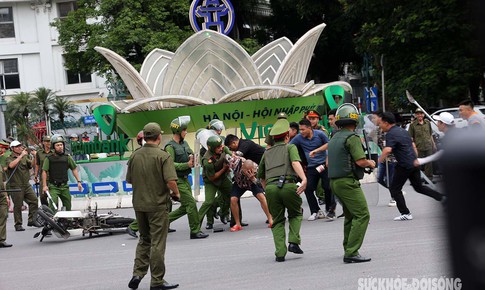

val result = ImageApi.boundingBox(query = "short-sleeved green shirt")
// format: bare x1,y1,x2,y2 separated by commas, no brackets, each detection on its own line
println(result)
346,135,366,163
126,143,178,212
257,142,301,180
0,150,12,169
42,154,77,172
201,150,230,186
36,149,52,174
5,154,33,186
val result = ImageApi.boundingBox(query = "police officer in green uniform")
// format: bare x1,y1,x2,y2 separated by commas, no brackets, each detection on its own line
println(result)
0,165,12,247
5,141,39,231
35,135,52,206
257,118,307,262
198,135,232,229
327,103,376,263
126,122,180,290
42,135,83,211
165,116,208,240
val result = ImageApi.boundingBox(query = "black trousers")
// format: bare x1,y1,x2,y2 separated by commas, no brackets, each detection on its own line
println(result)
389,165,443,215
305,167,336,214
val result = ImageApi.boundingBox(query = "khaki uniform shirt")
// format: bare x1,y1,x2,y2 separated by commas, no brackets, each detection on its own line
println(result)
36,149,52,178
408,120,433,151
5,154,32,186
126,143,177,212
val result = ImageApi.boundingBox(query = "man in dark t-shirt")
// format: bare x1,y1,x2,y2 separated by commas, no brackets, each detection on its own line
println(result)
378,112,444,221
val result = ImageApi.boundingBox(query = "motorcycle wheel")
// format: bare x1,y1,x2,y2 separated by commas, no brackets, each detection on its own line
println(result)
36,208,69,238
105,217,134,228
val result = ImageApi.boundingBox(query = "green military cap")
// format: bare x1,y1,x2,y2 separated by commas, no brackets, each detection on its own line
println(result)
143,122,162,138
42,135,51,141
277,112,288,119
269,119,290,136
0,140,9,148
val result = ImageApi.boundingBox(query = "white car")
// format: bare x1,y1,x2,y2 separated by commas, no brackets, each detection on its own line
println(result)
430,105,485,129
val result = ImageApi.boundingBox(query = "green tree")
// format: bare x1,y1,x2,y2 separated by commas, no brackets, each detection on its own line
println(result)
341,0,481,109
51,96,80,134
52,0,193,78
32,87,56,135
5,92,41,144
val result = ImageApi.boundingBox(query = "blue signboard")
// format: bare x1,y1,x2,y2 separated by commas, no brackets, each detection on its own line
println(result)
122,181,132,192
92,182,119,194
365,87,379,112
83,115,97,125
189,0,235,35
69,183,89,195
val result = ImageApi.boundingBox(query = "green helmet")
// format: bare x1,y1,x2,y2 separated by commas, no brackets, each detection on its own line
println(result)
335,103,360,127
170,116,190,134
50,134,66,150
207,135,223,153
208,119,225,131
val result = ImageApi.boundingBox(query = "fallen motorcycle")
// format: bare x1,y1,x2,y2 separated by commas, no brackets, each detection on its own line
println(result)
33,195,134,242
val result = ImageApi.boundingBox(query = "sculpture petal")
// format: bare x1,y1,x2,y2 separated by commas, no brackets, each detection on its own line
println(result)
140,49,174,97
252,37,293,85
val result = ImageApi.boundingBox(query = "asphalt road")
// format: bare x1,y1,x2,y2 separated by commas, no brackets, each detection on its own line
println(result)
0,182,451,290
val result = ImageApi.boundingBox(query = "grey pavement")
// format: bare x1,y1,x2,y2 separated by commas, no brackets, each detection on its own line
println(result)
0,182,450,290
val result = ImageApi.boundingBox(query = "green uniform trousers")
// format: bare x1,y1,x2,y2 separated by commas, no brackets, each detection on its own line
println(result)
10,184,38,226
418,149,434,179
330,177,370,257
48,183,72,211
134,208,169,288
198,178,231,226
0,192,7,243
169,178,201,234
265,183,303,258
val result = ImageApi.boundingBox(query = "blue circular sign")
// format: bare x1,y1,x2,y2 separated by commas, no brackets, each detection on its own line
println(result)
189,0,235,36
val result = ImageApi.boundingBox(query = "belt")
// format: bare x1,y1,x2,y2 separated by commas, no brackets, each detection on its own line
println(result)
51,181,67,187
268,180,297,185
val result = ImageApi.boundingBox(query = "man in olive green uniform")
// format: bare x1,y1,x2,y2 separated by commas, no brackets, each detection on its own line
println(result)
257,118,307,262
35,135,52,206
5,141,39,231
126,122,180,290
198,135,232,229
327,103,376,263
165,116,208,240
42,135,83,211
0,165,12,247
408,108,435,180
0,141,11,170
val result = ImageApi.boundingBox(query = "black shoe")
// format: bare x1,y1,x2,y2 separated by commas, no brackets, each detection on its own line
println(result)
214,211,220,220
168,228,176,233
0,241,13,248
241,222,248,227
128,276,142,289
337,213,345,218
190,231,209,239
126,227,138,238
205,223,213,230
27,221,42,228
221,216,229,224
343,254,371,263
150,281,179,290
15,225,25,232
288,243,304,254
275,256,285,262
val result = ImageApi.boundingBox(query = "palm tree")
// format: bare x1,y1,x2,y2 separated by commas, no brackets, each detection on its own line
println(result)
6,91,40,144
33,87,56,135
51,96,79,134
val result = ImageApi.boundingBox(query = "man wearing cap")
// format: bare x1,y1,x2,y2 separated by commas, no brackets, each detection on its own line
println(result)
0,140,11,170
290,119,336,220
35,135,52,206
378,112,445,221
0,163,12,247
258,118,307,262
305,110,330,137
126,122,180,290
165,117,208,240
5,141,39,231
42,135,82,211
408,108,436,181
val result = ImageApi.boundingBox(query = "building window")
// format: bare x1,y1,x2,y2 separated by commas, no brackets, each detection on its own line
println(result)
58,1,77,19
66,70,92,84
0,7,15,38
0,59,20,89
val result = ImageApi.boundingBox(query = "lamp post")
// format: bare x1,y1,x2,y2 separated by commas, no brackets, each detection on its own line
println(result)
0,92,7,140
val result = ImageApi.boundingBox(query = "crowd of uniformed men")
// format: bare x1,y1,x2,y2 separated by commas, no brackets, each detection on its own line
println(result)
2,100,484,290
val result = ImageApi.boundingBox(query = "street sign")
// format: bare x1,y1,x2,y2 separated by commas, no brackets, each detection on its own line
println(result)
69,183,88,195
83,115,97,125
122,181,132,192
92,182,119,194
365,87,379,112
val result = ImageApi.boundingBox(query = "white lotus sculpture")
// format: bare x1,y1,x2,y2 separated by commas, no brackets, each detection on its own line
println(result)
95,23,351,113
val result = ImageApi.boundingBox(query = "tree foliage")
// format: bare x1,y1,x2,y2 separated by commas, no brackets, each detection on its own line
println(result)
51,96,80,133
52,0,194,77
341,0,481,109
